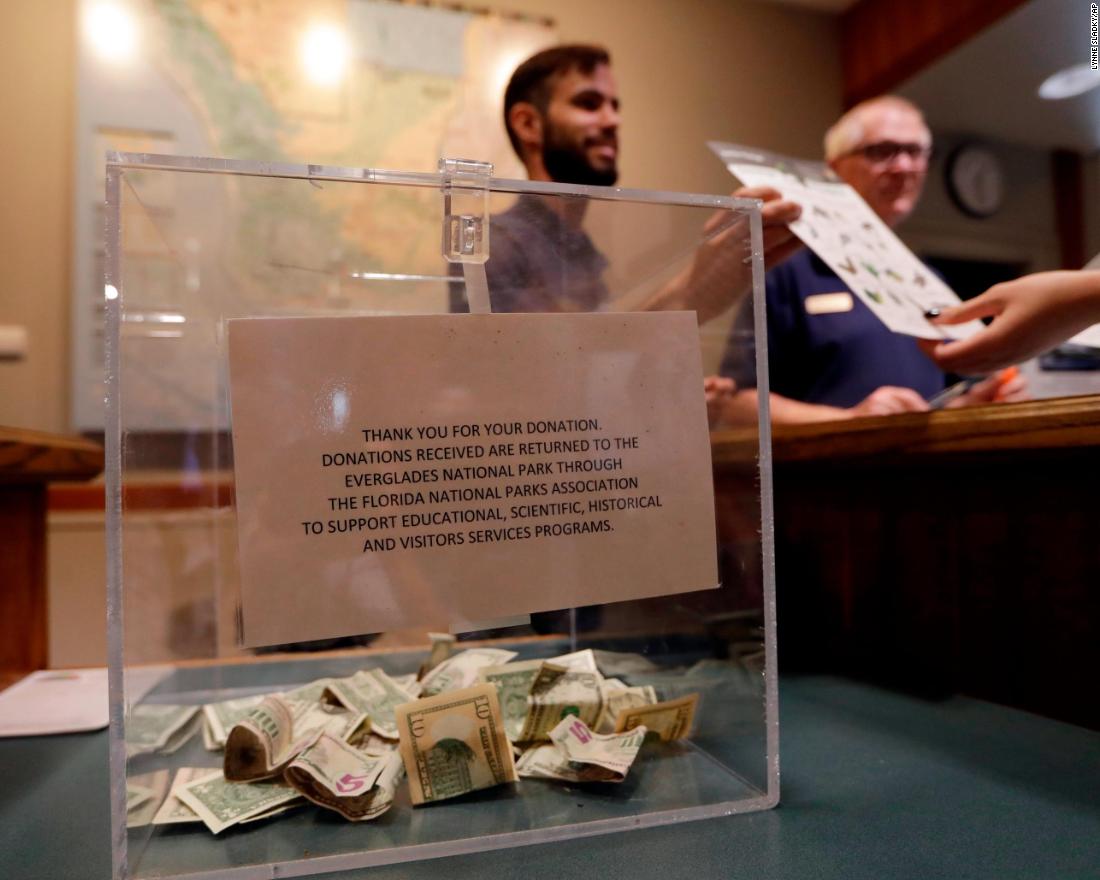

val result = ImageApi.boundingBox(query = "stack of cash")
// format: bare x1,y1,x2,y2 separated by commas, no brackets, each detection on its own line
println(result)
123,638,702,834
136,668,418,832
470,649,699,788
401,645,698,796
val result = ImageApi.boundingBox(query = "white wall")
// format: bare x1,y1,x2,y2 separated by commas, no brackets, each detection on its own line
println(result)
0,3,73,433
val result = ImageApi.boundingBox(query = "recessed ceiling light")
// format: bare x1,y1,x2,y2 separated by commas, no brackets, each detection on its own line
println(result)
84,2,138,65
1038,63,1100,100
301,23,350,87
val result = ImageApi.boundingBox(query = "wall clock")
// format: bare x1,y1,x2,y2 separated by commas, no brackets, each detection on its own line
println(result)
945,144,1005,219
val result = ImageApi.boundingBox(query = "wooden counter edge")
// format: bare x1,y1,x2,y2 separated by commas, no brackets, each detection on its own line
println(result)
0,426,104,483
711,393,1100,466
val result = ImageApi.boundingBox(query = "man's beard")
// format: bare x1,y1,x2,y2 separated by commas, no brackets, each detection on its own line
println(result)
542,133,618,187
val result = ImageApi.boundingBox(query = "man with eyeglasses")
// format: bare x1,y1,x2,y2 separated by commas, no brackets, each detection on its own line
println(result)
825,99,933,230
714,95,1026,423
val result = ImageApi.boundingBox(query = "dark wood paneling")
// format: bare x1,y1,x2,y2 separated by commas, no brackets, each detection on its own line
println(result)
0,485,48,671
1052,148,1087,269
841,0,1031,106
713,396,1100,729
0,426,104,483
0,427,103,676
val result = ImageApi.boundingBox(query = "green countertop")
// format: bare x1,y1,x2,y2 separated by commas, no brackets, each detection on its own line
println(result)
2,675,1097,879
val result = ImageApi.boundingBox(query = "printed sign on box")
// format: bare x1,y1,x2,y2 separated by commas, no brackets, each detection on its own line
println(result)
228,312,718,647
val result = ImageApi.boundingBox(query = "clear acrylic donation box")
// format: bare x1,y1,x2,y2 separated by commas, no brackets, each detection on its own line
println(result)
105,153,777,879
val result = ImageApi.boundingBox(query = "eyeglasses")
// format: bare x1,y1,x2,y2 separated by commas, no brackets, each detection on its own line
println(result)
843,141,933,164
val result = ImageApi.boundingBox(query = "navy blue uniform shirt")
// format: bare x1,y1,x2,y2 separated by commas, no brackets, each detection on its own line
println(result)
720,250,946,408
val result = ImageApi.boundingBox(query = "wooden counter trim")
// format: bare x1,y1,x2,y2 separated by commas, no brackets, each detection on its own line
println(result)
46,396,1100,509
0,427,104,483
49,479,234,512
712,394,1100,466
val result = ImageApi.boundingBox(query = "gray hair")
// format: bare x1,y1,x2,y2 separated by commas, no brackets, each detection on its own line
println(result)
823,95,929,161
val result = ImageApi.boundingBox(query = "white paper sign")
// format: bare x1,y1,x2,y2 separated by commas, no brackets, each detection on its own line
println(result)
227,313,719,647
710,141,983,341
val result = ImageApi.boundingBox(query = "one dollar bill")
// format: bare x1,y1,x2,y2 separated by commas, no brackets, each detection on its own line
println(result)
224,694,358,782
126,769,171,828
478,659,544,742
174,770,302,834
517,716,646,784
126,704,199,757
152,767,219,826
418,648,518,697
323,668,415,740
285,733,404,821
223,695,297,782
517,663,601,742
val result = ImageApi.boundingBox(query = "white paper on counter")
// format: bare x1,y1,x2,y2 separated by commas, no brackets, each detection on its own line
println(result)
0,668,108,736
0,665,171,737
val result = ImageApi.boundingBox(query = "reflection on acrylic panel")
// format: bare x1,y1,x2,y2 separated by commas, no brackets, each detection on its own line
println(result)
75,0,557,429
86,128,177,402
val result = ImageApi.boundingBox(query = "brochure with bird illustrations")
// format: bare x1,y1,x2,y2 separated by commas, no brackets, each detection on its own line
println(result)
710,141,982,341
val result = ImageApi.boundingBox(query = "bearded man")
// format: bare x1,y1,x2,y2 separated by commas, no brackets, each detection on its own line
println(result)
451,44,800,318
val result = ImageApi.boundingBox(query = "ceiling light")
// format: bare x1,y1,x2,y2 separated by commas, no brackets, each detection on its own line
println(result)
301,24,350,87
84,2,138,65
1038,63,1100,100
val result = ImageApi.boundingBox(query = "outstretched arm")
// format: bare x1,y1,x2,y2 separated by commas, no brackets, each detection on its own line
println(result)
638,187,802,324
924,271,1100,374
712,385,930,426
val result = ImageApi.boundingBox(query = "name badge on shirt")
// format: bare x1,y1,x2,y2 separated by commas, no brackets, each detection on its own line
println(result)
804,292,854,315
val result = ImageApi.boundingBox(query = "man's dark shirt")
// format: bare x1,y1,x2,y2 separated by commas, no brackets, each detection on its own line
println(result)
720,250,945,408
449,195,609,314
